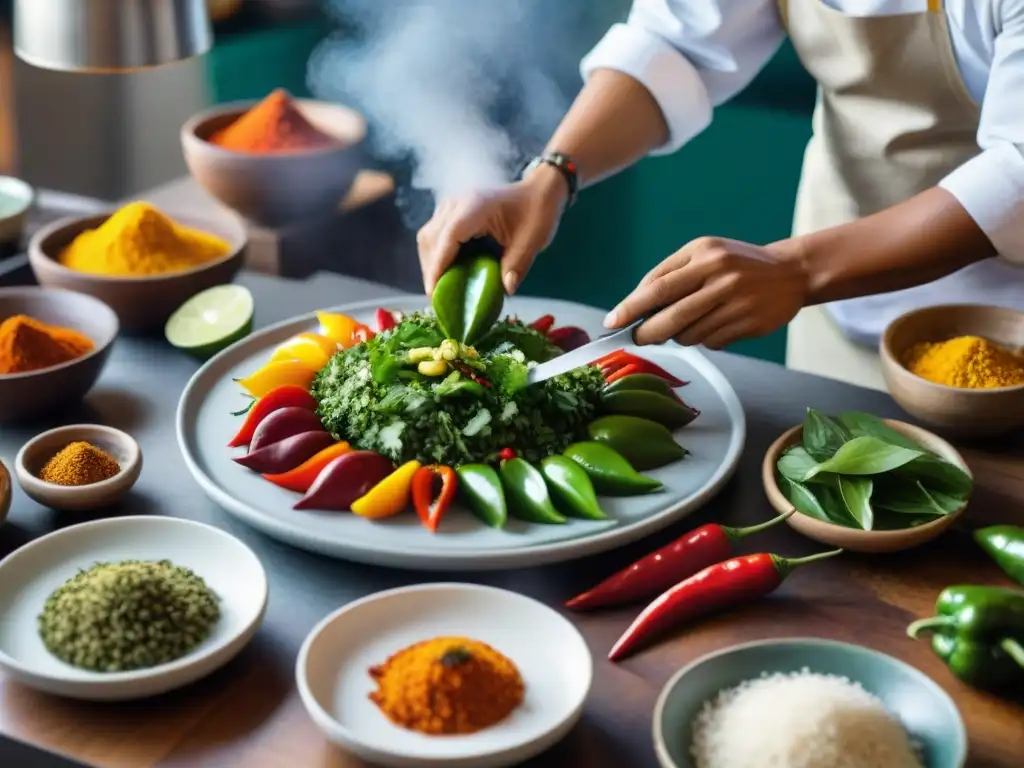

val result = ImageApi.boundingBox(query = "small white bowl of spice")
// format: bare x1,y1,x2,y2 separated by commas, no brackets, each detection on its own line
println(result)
15,424,142,511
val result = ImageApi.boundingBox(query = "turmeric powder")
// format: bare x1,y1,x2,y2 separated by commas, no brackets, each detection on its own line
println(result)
59,202,230,277
0,315,94,374
369,636,524,735
903,335,1024,389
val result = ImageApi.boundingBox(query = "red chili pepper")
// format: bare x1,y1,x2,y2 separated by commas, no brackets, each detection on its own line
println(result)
498,447,516,462
352,324,375,343
454,361,491,388
594,349,687,387
411,465,457,532
227,385,318,447
530,314,555,334
565,512,794,611
375,308,398,332
604,363,641,384
608,549,843,661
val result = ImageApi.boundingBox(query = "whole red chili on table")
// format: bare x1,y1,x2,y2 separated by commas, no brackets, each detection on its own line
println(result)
608,548,843,661
411,465,457,532
566,510,795,611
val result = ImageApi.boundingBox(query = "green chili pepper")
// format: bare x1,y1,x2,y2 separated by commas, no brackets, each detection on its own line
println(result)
587,414,687,471
603,373,679,398
601,389,699,429
563,441,662,496
540,455,608,520
431,239,504,345
499,458,565,525
907,584,1024,689
974,526,1024,587
456,464,507,528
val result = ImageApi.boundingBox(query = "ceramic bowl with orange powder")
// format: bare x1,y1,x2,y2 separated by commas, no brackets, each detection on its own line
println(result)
181,90,367,228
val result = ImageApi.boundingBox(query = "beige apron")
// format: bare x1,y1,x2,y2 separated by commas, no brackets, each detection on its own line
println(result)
779,0,981,390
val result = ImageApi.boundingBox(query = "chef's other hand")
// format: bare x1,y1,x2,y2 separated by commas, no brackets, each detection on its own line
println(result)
605,237,809,349
417,165,568,296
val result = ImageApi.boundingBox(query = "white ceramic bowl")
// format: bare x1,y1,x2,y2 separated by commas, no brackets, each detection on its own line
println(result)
15,424,142,511
0,516,268,701
0,176,35,246
296,583,592,768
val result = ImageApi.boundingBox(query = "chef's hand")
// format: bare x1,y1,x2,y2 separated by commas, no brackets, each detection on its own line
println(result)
417,165,568,295
605,237,809,349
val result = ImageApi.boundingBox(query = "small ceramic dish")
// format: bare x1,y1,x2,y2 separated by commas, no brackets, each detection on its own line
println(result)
762,419,970,553
0,287,119,423
15,424,142,511
0,515,267,701
28,209,247,333
880,304,1024,437
296,583,592,768
181,99,366,228
0,458,11,527
653,638,967,768
0,176,35,247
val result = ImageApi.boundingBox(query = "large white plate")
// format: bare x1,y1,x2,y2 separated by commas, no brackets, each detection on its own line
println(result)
177,296,746,570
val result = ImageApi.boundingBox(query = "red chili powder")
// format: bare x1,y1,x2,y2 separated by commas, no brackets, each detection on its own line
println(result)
209,89,338,154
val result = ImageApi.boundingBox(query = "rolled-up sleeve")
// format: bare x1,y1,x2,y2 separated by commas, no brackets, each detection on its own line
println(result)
580,0,786,155
939,3,1024,264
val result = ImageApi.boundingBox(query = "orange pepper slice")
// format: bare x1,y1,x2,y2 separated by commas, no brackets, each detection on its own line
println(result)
317,311,359,346
237,360,317,398
269,332,339,369
262,441,351,493
350,460,421,519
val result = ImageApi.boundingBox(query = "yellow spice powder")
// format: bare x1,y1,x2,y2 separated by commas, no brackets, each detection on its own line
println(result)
902,335,1024,389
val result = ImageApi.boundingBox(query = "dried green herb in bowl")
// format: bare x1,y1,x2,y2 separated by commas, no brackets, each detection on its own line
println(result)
38,559,221,672
775,410,973,532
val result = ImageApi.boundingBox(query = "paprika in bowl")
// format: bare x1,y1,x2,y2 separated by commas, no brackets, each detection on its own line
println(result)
0,287,118,423
181,93,367,228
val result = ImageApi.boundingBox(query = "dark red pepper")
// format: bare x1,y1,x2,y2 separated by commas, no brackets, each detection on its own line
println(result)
498,447,517,462
565,511,794,611
411,465,457,532
547,326,591,352
227,385,317,447
608,548,843,661
595,349,686,387
375,308,398,332
530,314,555,334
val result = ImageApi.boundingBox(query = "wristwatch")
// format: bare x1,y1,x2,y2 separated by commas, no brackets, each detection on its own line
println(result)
521,151,579,206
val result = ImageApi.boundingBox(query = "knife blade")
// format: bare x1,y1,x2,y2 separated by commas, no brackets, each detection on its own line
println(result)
526,307,664,386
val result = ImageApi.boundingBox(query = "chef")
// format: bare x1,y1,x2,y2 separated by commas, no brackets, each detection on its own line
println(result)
416,0,1024,390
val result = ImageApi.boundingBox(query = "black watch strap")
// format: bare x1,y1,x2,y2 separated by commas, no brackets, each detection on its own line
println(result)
521,151,579,206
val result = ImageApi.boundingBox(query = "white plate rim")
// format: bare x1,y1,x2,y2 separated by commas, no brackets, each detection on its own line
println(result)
0,515,269,686
295,581,593,763
176,295,747,570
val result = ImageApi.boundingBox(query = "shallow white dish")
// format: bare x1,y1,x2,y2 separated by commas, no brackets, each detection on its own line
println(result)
176,296,746,570
296,583,592,768
15,424,143,511
0,516,268,701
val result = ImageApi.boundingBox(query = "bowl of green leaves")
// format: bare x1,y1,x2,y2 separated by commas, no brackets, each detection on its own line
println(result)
762,410,972,553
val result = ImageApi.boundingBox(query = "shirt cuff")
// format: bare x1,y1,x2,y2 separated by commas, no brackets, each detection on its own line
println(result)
580,23,712,156
939,143,1024,265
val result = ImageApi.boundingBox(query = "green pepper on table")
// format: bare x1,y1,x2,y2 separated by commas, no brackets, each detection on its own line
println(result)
499,457,566,524
601,389,700,430
431,238,504,345
540,455,608,520
907,585,1024,690
974,526,1024,586
603,372,683,399
587,414,687,471
563,441,662,496
456,464,507,528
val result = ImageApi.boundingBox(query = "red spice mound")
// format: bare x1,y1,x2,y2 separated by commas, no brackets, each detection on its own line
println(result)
209,89,338,154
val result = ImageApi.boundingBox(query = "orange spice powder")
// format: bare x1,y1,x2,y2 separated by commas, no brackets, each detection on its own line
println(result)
209,89,338,154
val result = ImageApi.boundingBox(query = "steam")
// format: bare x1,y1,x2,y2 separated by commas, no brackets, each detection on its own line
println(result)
308,0,596,227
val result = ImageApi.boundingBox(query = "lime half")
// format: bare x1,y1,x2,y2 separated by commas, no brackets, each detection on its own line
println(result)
165,284,254,359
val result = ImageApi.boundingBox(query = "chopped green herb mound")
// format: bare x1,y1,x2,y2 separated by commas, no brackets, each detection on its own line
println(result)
312,314,606,466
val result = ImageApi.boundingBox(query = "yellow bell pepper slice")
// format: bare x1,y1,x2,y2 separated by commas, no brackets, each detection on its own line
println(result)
237,360,317,398
351,460,422,520
269,332,339,369
317,311,360,347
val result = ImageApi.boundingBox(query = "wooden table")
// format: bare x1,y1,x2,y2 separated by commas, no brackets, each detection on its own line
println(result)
0,270,1021,768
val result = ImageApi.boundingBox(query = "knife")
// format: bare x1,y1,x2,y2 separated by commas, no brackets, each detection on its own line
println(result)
526,307,665,386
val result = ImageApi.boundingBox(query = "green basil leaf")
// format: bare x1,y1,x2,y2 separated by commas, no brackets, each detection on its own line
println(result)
802,436,924,480
873,510,943,530
837,411,930,452
874,477,964,516
777,473,857,527
894,455,973,499
777,445,820,483
802,408,850,461
838,476,874,530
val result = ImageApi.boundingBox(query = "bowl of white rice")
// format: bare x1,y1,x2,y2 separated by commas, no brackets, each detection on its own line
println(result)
653,638,966,768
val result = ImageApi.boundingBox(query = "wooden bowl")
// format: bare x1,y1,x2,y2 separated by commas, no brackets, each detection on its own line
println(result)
880,304,1024,438
181,99,366,228
0,459,11,527
28,210,247,333
0,287,118,423
762,420,970,553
